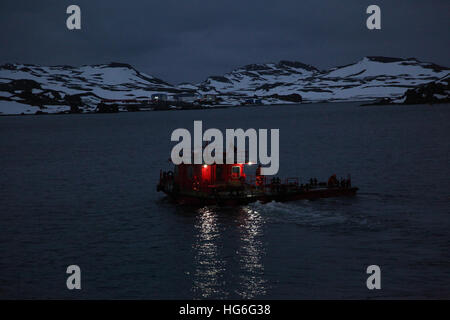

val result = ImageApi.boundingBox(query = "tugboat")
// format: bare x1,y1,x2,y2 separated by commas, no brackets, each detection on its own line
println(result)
157,158,358,206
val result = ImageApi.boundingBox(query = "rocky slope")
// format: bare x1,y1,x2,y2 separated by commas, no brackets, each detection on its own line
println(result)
400,74,449,104
0,57,448,115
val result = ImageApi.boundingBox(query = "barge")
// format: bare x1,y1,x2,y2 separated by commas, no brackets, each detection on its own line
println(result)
157,160,358,206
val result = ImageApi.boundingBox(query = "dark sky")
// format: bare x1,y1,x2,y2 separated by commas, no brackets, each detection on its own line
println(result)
1,0,449,84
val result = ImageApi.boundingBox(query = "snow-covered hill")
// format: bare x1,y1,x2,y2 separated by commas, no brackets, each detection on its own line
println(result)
0,57,448,115
198,57,449,103
0,62,184,114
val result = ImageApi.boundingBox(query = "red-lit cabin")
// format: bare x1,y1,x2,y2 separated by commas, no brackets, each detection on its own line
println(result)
174,162,246,193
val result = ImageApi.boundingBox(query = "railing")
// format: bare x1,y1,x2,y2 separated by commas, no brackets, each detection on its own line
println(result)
245,175,299,186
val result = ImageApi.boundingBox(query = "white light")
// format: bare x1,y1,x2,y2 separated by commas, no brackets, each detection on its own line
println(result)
203,165,208,168
247,162,254,165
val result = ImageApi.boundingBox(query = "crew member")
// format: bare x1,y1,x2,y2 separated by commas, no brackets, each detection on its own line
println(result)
255,164,264,188
328,174,338,187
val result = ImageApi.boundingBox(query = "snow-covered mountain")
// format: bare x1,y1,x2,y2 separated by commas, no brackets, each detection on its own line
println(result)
197,57,449,103
0,62,185,114
0,57,448,115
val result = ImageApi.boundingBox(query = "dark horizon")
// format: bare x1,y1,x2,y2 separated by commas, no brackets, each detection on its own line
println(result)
1,0,449,84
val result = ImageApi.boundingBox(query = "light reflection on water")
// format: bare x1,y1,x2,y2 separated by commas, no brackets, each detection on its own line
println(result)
235,206,267,299
191,206,267,299
192,207,227,298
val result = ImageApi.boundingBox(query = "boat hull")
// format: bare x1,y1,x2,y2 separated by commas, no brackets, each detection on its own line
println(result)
161,187,359,206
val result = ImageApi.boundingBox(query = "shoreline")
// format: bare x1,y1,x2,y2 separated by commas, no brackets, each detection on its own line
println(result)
2,99,447,117
0,99,376,117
